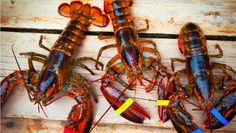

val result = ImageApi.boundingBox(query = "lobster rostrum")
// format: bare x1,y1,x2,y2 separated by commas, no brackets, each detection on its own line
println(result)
166,22,236,133
94,0,168,124
1,1,109,133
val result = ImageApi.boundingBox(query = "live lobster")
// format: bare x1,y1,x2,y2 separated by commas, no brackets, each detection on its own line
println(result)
92,0,169,126
1,1,109,133
166,22,236,133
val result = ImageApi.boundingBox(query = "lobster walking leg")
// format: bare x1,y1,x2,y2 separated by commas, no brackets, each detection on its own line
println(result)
38,35,51,52
209,44,223,58
95,43,116,69
170,58,186,72
73,57,104,75
137,19,149,32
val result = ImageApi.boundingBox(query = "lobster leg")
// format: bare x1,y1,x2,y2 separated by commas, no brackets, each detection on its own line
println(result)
211,62,236,75
63,72,95,133
98,33,114,40
20,52,47,59
38,35,51,52
209,44,223,58
137,19,149,32
95,43,117,69
170,58,186,72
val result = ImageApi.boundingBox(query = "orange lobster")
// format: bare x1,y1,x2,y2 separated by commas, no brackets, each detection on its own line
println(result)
93,0,168,125
166,22,236,133
1,1,109,133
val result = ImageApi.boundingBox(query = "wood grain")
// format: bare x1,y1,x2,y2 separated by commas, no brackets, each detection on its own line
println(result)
1,0,236,35
1,32,236,132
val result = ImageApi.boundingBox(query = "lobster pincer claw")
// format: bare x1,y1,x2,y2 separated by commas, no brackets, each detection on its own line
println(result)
100,74,150,123
157,73,176,122
64,100,93,133
203,91,236,129
167,93,201,133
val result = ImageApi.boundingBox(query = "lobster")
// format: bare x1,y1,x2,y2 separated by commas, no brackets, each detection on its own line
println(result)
1,1,109,133
166,22,236,133
93,0,169,125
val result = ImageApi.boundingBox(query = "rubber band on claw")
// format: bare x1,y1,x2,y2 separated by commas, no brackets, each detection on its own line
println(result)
157,100,169,106
115,98,134,115
211,108,229,126
191,128,202,133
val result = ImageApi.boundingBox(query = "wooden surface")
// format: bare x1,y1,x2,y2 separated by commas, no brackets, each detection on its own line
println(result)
1,0,236,133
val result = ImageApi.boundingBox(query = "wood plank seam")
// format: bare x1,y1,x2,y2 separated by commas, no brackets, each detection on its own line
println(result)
1,27,236,41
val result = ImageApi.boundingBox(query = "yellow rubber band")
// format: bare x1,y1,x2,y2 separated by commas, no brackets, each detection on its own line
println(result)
115,98,134,115
157,100,169,106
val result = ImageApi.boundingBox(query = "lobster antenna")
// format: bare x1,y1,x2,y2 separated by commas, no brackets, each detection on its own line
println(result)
39,103,48,118
142,76,164,90
89,80,135,132
209,109,213,133
12,45,26,85
89,77,103,83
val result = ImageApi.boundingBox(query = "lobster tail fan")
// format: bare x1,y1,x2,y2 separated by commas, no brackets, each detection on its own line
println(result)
90,6,109,27
58,1,83,18
58,3,71,18
70,1,83,12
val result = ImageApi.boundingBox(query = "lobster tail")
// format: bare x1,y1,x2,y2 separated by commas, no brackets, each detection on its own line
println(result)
64,100,93,133
58,1,109,27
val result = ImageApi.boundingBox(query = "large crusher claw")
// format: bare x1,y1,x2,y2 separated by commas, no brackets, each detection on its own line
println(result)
64,100,93,133
99,75,150,123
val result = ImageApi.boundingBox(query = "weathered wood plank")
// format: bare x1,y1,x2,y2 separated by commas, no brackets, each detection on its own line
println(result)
1,0,236,35
2,117,235,133
1,32,236,132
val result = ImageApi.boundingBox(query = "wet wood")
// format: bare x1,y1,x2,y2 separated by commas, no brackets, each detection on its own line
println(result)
1,0,236,35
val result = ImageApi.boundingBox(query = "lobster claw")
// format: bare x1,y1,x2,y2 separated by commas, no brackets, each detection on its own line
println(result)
64,100,93,133
100,75,150,123
157,73,175,122
167,94,200,133
203,92,236,129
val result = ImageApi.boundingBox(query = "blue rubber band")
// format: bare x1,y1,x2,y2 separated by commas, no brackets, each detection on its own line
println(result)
191,128,202,133
211,108,229,126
